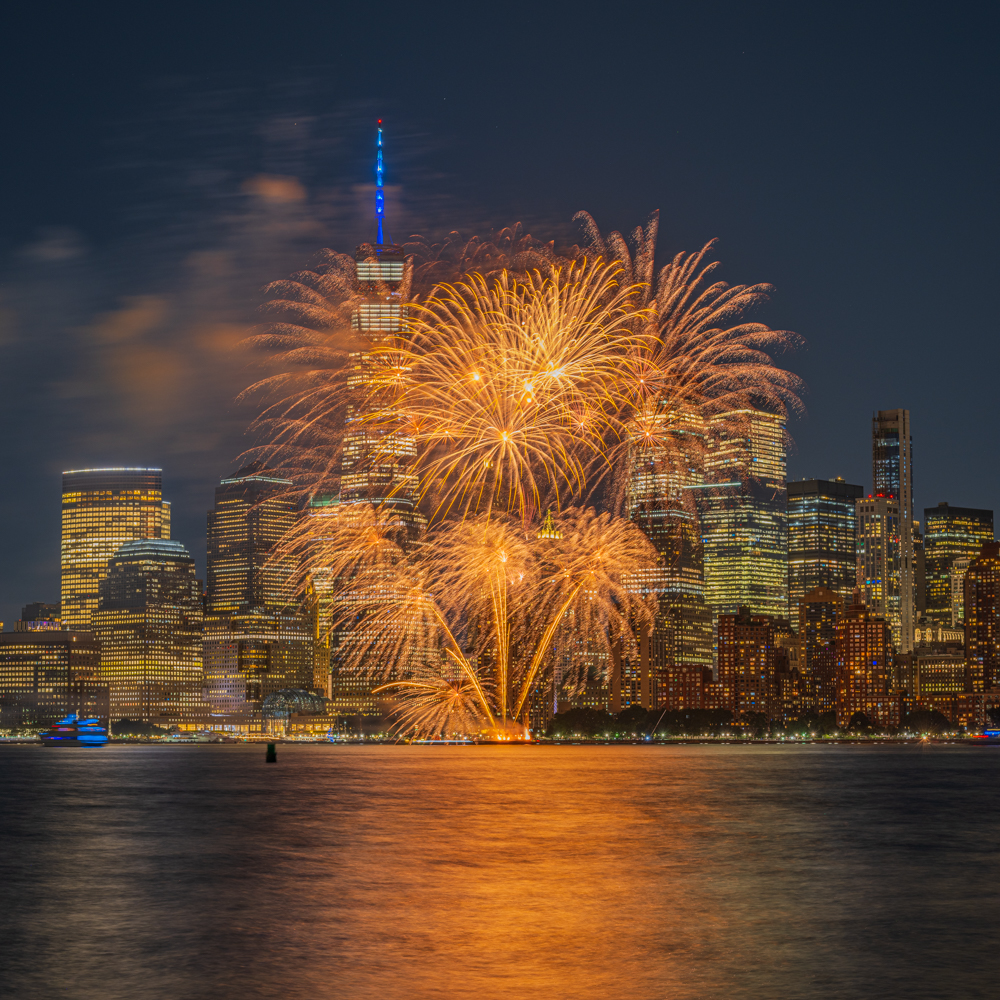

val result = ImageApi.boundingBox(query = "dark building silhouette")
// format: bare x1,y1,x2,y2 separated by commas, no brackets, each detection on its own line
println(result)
15,602,62,631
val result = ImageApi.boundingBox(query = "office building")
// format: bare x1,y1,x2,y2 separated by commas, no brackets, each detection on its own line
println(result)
328,126,426,717
856,494,902,649
61,468,170,629
787,479,862,605
923,503,993,625
92,539,205,726
628,405,714,698
203,465,315,730
698,409,788,618
835,593,895,728
963,541,1000,693
716,607,779,723
0,630,107,730
872,410,915,651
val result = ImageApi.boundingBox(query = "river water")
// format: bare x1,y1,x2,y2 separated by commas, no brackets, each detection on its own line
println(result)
1,743,997,999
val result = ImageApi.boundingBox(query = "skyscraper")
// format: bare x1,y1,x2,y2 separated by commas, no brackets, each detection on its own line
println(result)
328,124,424,718
856,494,902,648
698,409,788,618
206,464,299,614
340,122,421,530
202,466,315,730
628,406,713,700
61,468,170,630
92,539,204,726
872,410,914,650
923,503,994,625
787,478,863,605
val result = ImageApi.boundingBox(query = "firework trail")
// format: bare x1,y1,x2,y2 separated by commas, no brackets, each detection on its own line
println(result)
247,211,804,737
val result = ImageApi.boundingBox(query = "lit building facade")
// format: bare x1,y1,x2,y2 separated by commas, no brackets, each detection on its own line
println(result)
698,409,788,618
787,479,862,605
923,502,993,625
716,608,778,723
964,541,1000,693
0,630,106,730
798,586,843,713
856,495,902,649
628,405,713,698
872,409,915,651
203,466,314,730
92,539,205,726
328,126,425,717
15,602,62,632
61,468,170,630
835,594,895,728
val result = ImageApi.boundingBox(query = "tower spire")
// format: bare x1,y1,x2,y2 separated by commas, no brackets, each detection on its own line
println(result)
375,119,385,245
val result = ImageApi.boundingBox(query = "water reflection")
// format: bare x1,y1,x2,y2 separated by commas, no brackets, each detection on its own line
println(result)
1,744,998,999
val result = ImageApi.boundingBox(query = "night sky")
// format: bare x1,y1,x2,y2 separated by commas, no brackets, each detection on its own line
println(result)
1,1,997,627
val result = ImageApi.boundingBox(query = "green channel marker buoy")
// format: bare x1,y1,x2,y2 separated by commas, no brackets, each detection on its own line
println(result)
266,742,277,762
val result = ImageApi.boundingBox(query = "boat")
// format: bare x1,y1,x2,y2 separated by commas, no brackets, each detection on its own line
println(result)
41,714,108,747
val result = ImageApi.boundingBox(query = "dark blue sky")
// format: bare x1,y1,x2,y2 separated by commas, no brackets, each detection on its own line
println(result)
1,1,997,626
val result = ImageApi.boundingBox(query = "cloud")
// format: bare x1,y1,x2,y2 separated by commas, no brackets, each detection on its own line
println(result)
243,174,307,203
20,227,86,262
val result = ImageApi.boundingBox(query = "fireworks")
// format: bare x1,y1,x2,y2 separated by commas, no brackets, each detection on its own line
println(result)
303,506,657,738
362,259,650,521
250,210,804,738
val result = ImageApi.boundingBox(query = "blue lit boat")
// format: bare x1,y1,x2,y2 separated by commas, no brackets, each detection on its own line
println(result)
41,714,108,747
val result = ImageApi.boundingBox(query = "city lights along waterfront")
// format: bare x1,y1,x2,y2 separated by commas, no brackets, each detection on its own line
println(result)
2,127,1000,742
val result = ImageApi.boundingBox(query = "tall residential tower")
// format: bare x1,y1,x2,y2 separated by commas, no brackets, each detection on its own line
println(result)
871,410,914,651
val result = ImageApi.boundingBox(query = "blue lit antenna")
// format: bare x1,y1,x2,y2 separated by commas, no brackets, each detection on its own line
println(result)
375,120,385,245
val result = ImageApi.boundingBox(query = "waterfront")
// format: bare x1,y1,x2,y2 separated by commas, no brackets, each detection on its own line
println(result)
1,745,998,999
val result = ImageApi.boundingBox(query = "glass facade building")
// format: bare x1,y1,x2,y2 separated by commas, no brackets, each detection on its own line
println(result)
627,406,713,702
61,468,170,630
92,539,205,726
697,409,788,618
872,410,915,651
203,466,314,731
922,502,994,625
787,479,862,605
